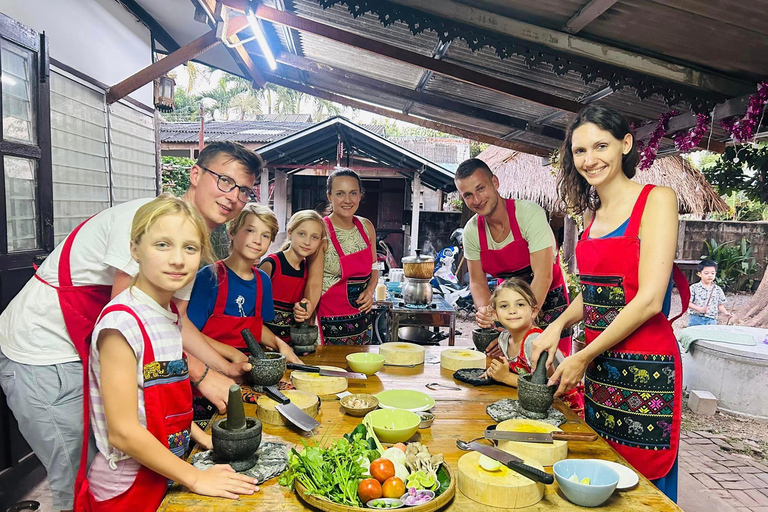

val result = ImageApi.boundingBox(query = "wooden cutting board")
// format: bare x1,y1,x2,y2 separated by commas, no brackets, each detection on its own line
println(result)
495,418,568,466
256,390,319,426
379,342,425,366
440,349,486,371
290,366,348,395
457,450,544,508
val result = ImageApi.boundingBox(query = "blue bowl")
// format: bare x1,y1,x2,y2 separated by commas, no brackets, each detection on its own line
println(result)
553,459,619,507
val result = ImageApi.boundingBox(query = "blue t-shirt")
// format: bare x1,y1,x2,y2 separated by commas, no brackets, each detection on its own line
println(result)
187,263,275,331
596,218,673,316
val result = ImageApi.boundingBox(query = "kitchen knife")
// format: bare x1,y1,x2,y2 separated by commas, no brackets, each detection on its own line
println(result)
287,363,367,380
458,441,554,485
262,384,320,432
484,428,598,444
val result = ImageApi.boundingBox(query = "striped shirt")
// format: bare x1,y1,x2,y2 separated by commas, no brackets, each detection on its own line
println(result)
87,287,182,501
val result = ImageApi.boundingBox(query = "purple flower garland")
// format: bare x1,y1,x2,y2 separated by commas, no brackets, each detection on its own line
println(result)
720,81,768,143
637,111,679,170
673,113,711,153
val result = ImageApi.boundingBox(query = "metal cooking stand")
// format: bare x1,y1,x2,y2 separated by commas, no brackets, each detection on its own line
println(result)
375,291,456,346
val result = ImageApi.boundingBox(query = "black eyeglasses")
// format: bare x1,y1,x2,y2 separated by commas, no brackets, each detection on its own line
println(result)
200,166,255,203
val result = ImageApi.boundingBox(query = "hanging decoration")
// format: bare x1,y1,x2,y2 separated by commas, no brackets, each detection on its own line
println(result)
720,82,768,143
673,113,711,153
637,111,679,170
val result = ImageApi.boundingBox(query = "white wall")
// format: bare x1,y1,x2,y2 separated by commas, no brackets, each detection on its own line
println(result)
0,0,153,105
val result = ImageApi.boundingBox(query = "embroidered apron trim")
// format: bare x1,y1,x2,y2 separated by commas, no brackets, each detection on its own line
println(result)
320,311,372,346
142,357,189,385
168,429,191,458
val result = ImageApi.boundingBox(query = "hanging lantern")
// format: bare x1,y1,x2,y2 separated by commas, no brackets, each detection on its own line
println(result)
154,75,176,112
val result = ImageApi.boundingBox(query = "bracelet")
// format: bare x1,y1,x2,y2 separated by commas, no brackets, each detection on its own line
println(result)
191,364,210,387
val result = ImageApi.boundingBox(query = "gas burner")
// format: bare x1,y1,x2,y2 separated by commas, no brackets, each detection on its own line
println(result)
398,302,437,309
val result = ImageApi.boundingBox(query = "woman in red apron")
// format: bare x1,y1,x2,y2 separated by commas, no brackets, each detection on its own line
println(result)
306,169,377,345
477,199,572,356
75,196,257,512
260,210,326,342
532,106,688,501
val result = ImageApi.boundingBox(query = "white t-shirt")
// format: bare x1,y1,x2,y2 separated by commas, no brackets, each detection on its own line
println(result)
464,199,556,262
0,198,193,365
87,286,184,501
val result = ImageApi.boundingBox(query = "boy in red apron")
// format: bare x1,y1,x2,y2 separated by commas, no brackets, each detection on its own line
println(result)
260,210,325,342
532,106,688,501
75,196,258,512
455,158,572,357
187,204,302,423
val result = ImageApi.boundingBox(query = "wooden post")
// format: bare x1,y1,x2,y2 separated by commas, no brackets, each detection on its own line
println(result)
562,214,578,273
410,171,421,254
260,167,269,204
274,169,287,232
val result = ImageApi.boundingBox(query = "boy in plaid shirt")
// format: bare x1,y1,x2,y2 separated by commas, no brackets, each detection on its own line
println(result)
688,259,734,326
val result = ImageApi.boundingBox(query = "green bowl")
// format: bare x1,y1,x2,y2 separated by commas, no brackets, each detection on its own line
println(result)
364,409,420,443
346,352,386,375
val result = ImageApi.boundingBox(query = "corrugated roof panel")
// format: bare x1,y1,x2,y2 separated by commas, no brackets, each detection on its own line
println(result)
298,32,425,89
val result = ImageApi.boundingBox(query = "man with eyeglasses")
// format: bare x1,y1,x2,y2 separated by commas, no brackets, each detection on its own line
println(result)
0,141,261,512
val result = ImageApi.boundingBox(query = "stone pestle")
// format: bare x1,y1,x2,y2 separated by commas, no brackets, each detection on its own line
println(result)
241,328,266,358
225,385,246,430
531,350,550,386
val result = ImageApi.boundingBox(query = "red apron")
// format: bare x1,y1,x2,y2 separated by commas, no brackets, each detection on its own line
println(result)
576,184,689,480
317,216,373,345
75,303,193,512
200,260,263,351
478,199,572,356
263,252,307,343
33,216,113,362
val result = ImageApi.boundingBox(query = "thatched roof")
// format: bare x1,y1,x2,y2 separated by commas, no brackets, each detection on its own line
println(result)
477,146,729,216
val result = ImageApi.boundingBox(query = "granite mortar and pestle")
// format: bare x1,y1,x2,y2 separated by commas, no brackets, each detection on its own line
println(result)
516,350,556,419
242,328,286,388
211,385,262,471
472,327,501,352
290,302,318,355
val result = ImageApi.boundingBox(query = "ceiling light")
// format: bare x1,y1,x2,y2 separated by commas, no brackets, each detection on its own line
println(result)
247,7,277,71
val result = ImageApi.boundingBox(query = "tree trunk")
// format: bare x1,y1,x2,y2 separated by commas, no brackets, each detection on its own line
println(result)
737,275,768,326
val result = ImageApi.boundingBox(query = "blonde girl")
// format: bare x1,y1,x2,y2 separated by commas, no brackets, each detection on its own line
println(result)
259,210,325,343
76,195,258,512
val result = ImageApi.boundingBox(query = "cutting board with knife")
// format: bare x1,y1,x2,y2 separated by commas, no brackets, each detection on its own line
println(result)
488,419,597,466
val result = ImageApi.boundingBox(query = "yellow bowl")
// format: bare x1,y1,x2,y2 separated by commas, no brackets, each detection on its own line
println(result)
346,352,386,375
364,408,420,443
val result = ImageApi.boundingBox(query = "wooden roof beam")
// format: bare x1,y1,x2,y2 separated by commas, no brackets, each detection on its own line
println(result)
564,0,618,34
106,14,250,104
263,73,552,157
252,4,584,113
387,0,752,97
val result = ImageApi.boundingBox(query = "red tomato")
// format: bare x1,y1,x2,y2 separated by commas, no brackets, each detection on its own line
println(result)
370,458,396,483
358,478,382,503
382,477,406,499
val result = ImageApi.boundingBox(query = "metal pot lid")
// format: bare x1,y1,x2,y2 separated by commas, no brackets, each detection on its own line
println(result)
402,253,434,264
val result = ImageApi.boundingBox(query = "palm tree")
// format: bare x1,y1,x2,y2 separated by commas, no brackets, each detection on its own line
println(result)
200,76,249,120
312,97,342,121
230,91,262,120
273,85,304,115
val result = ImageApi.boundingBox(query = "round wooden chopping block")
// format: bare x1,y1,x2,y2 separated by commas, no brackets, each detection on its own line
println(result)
440,349,486,371
458,451,544,508
290,366,348,395
379,342,425,366
256,390,319,426
496,419,568,467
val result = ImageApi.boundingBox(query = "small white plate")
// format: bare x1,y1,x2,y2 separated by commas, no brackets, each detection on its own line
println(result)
585,459,639,490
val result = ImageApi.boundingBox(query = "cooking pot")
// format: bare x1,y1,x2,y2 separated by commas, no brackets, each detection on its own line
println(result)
402,251,434,280
402,278,432,305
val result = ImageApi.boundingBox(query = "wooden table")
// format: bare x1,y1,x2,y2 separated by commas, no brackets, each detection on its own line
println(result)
158,346,682,511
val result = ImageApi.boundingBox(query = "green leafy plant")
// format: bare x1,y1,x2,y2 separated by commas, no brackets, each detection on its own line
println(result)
702,237,759,292
161,156,194,197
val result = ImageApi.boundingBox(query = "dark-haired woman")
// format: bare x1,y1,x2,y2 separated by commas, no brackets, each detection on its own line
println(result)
531,105,688,501
303,169,378,345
